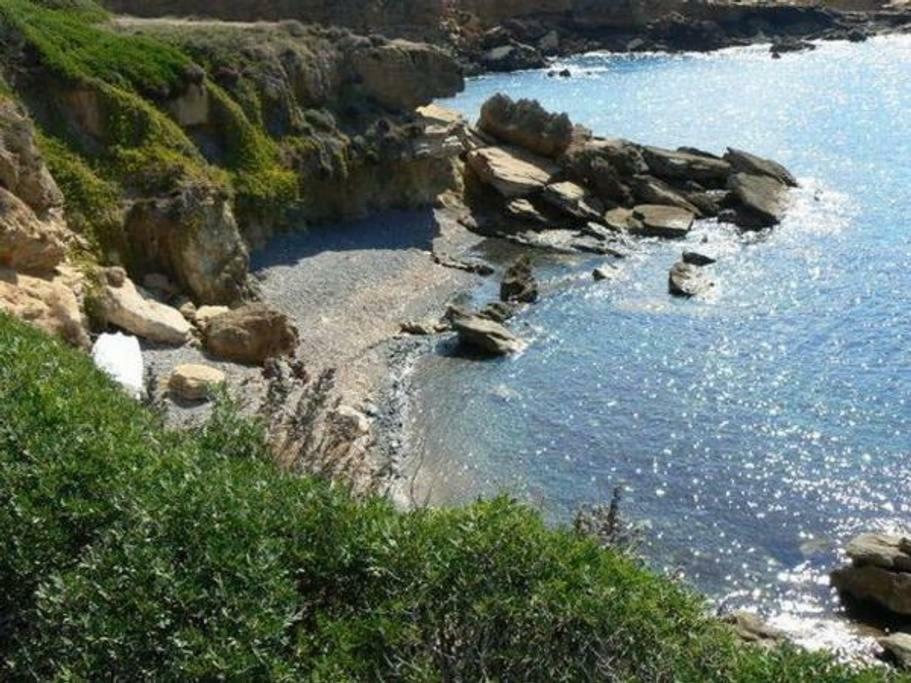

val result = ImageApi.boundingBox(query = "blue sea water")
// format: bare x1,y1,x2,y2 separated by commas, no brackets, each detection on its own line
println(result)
410,37,911,644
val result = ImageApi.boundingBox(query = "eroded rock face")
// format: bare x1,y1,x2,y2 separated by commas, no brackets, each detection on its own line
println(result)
0,100,65,217
478,94,573,158
124,185,249,305
205,303,299,364
500,254,538,303
0,187,67,274
0,266,89,348
96,267,193,345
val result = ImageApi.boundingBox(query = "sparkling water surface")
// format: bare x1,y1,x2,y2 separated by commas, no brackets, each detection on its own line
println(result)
411,37,911,647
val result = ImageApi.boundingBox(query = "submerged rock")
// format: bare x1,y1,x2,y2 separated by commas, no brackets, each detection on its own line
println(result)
205,304,299,364
500,255,538,303
168,363,226,402
593,264,618,281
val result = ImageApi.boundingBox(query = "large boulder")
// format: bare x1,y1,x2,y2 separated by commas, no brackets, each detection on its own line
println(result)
500,255,538,303
727,173,789,227
168,363,226,402
724,148,797,187
630,205,695,238
205,304,299,364
0,266,89,348
641,146,731,183
350,40,463,111
478,94,573,158
467,146,560,198
124,185,249,305
832,532,911,617
0,187,67,274
450,309,525,356
96,267,193,345
669,261,713,297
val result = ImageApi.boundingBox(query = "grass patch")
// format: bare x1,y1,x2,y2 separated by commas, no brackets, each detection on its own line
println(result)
0,314,904,681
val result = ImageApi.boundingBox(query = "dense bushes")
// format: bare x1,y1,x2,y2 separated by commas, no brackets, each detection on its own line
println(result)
0,315,903,680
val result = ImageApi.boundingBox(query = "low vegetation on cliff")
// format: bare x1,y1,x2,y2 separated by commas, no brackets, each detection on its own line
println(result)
1,314,903,680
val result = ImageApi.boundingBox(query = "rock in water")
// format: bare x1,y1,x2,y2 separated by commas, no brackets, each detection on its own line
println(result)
450,310,525,356
0,187,67,274
880,633,911,670
683,251,717,266
724,148,798,187
500,255,538,303
92,332,144,399
727,173,789,227
630,205,695,238
96,267,193,345
593,264,618,281
641,146,732,183
478,94,573,158
168,363,226,402
832,532,911,618
478,301,519,323
205,304,299,364
669,261,714,297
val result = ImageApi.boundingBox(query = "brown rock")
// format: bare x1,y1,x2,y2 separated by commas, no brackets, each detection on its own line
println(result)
0,187,67,274
205,304,299,364
500,255,538,303
96,268,193,345
724,148,797,187
168,363,226,402
831,564,911,616
669,261,713,297
0,267,89,348
478,94,573,158
641,145,731,183
0,99,65,216
630,205,695,238
467,146,560,198
451,311,525,356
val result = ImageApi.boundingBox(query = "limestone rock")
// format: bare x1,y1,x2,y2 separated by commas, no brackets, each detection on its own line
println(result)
0,187,67,274
603,207,640,232
467,146,560,198
669,261,713,297
0,267,89,348
500,255,538,303
194,305,231,330
96,267,192,345
630,205,695,238
831,564,911,616
642,145,731,183
351,40,463,110
451,311,525,356
168,363,226,401
727,173,789,227
724,148,797,187
205,303,299,364
479,94,573,158
478,301,518,323
504,198,549,227
880,632,911,670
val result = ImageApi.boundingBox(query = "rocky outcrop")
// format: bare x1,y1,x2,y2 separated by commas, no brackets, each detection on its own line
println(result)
467,145,560,198
724,148,798,188
727,173,789,228
124,186,249,306
168,363,226,401
500,255,538,303
204,304,299,364
95,267,193,345
0,187,67,274
832,532,911,617
0,266,89,348
479,94,573,158
630,205,695,238
450,307,525,355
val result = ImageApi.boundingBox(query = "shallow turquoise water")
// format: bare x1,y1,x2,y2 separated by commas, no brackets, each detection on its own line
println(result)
413,37,911,642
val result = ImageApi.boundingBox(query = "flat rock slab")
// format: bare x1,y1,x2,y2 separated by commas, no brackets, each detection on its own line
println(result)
642,145,732,182
728,172,788,227
846,533,911,572
630,175,701,215
98,268,192,346
542,180,603,220
467,146,560,198
630,205,695,238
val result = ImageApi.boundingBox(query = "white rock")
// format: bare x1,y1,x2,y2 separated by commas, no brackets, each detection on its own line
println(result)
92,332,144,399
97,268,192,345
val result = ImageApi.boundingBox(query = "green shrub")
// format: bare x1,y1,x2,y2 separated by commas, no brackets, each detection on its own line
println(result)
0,315,903,681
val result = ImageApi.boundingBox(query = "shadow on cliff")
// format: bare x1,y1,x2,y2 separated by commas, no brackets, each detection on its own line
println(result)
250,209,440,271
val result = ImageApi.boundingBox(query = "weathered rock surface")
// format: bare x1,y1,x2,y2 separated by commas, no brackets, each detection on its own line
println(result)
193,305,231,330
727,173,789,227
0,187,67,274
724,148,798,187
205,303,299,364
500,255,538,303
542,181,604,220
669,261,713,297
642,145,731,182
630,175,701,214
630,205,695,238
467,146,559,198
481,43,547,73
722,611,785,649
0,266,89,348
832,532,911,618
96,267,193,345
0,99,64,216
168,363,226,401
479,94,573,158
880,632,911,670
450,309,525,356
